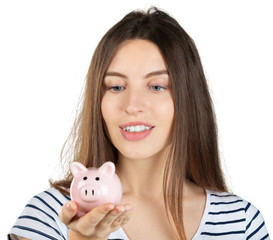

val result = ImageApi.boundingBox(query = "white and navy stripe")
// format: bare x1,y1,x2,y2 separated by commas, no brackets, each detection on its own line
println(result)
9,188,70,240
197,190,270,240
8,188,270,240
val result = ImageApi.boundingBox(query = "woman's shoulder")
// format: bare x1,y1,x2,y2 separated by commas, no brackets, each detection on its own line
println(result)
207,189,264,218
202,189,270,239
19,187,71,221
30,187,71,207
8,187,71,240
8,187,125,240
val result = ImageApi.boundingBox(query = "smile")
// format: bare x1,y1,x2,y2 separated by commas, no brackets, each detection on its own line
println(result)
119,122,154,141
123,125,152,132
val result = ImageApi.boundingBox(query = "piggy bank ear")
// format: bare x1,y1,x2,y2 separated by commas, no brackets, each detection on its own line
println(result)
70,162,87,177
99,161,115,177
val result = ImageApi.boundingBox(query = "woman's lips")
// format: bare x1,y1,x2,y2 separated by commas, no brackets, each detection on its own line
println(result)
119,121,154,141
119,121,153,128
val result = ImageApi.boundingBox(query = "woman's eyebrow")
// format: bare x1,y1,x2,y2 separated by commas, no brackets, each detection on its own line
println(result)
104,71,127,79
144,70,169,78
104,70,168,79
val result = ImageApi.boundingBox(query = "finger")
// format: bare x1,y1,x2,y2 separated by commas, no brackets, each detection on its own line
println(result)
122,204,133,212
120,214,132,225
59,201,78,226
110,214,124,229
98,206,125,228
111,210,133,228
78,203,115,229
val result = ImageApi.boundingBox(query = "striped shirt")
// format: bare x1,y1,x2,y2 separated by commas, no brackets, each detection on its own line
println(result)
8,187,270,240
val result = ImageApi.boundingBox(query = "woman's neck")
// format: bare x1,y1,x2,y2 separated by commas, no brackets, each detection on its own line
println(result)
115,147,205,201
116,152,167,199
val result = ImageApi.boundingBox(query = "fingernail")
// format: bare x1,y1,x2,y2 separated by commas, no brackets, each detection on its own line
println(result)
105,204,115,211
116,206,125,213
126,205,133,211
66,201,76,211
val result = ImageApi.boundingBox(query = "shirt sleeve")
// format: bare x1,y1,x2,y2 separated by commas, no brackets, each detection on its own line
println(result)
8,188,70,240
244,200,270,240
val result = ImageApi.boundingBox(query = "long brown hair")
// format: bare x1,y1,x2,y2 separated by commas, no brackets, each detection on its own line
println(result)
50,7,228,239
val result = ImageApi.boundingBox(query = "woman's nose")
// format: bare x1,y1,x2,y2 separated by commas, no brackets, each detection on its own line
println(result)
124,89,145,115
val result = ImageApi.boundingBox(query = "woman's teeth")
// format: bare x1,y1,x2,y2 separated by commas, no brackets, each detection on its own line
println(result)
123,125,152,132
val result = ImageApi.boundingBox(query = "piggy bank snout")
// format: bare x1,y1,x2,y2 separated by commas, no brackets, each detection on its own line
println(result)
80,185,101,202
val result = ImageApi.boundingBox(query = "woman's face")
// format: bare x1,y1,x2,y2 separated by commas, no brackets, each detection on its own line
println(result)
101,39,174,160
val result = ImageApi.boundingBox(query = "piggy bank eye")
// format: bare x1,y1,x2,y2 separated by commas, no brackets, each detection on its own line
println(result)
83,177,87,180
95,177,100,181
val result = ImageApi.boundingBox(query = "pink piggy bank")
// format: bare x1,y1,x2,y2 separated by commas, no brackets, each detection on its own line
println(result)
70,161,122,217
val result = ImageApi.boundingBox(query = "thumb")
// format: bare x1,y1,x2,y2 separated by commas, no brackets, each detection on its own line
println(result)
59,200,78,225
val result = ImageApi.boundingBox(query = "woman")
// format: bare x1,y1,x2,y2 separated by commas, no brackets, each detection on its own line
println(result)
9,7,270,240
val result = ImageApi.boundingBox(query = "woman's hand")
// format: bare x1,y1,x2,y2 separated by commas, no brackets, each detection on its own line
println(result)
59,201,133,240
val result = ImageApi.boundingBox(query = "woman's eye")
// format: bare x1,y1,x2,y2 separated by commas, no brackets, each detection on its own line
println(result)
151,85,166,92
109,86,125,92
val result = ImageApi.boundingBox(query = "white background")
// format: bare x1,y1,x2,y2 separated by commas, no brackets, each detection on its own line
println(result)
1,0,272,237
